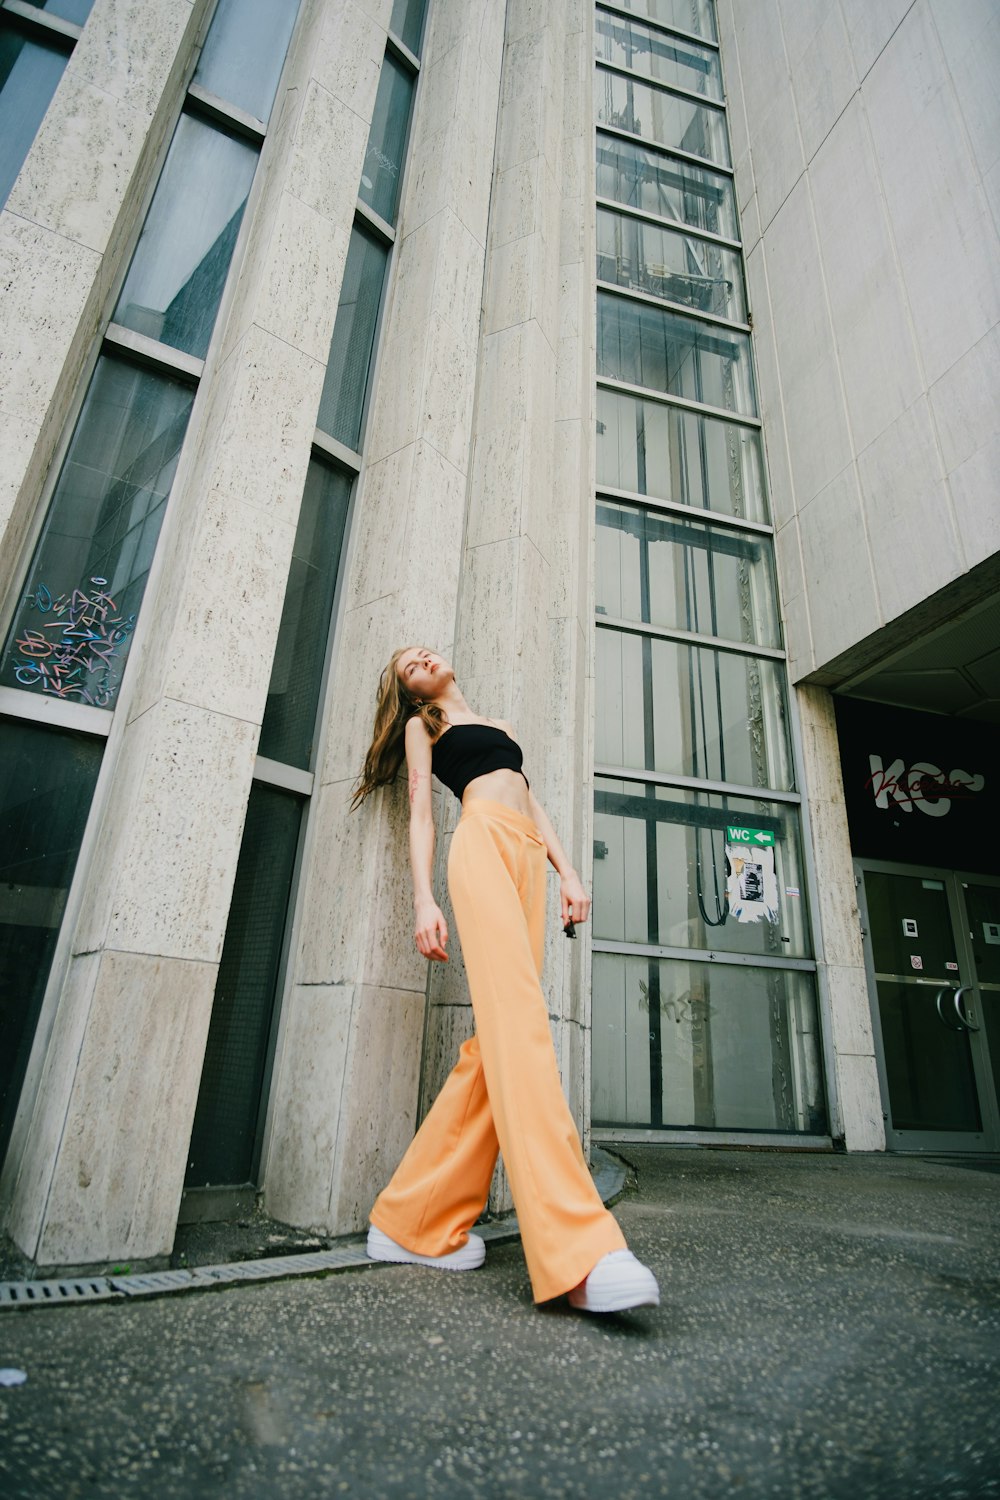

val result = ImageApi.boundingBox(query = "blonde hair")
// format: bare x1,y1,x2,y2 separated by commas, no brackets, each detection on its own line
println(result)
351,646,447,809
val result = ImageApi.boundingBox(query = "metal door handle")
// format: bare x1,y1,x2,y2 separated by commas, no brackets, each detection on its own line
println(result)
953,987,980,1032
936,986,964,1031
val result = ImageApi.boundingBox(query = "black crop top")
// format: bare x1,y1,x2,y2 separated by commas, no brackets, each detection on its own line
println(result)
430,722,529,802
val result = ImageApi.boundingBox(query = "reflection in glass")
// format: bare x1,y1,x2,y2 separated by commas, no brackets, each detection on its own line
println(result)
597,134,737,239
259,462,353,770
22,0,93,21
596,500,779,647
876,981,981,1133
596,388,767,521
193,0,299,123
595,627,794,789
597,206,745,322
0,27,68,207
186,783,302,1186
390,0,427,54
0,358,194,709
612,0,717,42
592,953,824,1131
592,775,809,957
114,114,258,360
596,67,729,166
596,9,722,100
316,225,389,450
359,52,414,225
0,722,103,1165
597,291,756,415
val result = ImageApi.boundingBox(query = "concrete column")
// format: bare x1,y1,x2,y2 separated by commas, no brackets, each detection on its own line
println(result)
262,0,507,1235
1,0,389,1268
0,0,209,607
797,685,885,1151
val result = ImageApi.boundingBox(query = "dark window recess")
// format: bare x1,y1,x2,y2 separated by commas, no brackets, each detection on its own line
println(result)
0,722,102,1168
185,784,302,1187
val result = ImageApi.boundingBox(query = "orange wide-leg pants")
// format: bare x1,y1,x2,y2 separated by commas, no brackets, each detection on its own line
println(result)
369,798,626,1303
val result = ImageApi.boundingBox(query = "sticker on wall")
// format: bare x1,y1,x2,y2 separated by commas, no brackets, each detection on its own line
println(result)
910,954,923,970
983,922,1000,946
946,961,959,971
902,918,918,937
725,826,779,924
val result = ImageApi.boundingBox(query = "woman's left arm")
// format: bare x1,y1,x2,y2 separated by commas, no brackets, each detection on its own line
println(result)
527,788,591,929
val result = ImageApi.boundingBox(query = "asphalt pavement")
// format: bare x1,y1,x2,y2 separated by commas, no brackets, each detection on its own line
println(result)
1,1146,998,1499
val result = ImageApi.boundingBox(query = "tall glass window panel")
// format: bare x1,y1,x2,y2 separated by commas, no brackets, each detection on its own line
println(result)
113,114,258,360
316,225,389,451
597,134,737,240
258,462,353,770
595,9,722,100
0,721,102,1165
0,358,195,709
186,783,302,1186
595,627,794,790
0,25,68,207
597,207,745,322
592,776,810,957
597,292,756,416
612,0,717,42
596,67,729,167
359,52,414,225
22,0,93,20
193,0,299,123
596,501,780,648
390,0,427,54
592,954,825,1132
597,389,767,522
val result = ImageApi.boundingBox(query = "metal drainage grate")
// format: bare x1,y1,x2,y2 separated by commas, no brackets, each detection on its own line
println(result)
0,1151,626,1311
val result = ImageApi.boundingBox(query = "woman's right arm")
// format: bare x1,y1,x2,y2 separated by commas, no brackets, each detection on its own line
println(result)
404,715,449,962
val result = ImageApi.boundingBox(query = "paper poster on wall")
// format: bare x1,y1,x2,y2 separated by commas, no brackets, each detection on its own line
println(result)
724,825,779,924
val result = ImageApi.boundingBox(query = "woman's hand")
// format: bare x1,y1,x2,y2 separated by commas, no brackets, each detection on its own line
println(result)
414,900,449,961
559,871,591,929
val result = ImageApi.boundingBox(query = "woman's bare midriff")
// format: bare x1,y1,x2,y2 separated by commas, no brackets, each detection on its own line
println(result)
461,768,532,816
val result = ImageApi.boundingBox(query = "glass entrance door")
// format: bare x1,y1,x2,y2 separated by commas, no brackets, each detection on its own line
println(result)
856,862,1000,1152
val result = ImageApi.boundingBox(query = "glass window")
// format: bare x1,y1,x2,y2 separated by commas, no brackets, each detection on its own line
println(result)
611,0,717,42
389,0,427,55
592,953,824,1132
597,206,745,322
316,225,389,450
186,783,302,1186
597,291,756,416
596,66,729,166
597,134,737,240
0,25,68,207
596,388,768,522
596,500,780,648
595,627,794,789
193,0,299,123
21,0,93,22
0,721,103,1165
596,9,722,100
359,52,414,226
0,358,195,709
592,776,810,957
113,113,258,360
259,462,353,770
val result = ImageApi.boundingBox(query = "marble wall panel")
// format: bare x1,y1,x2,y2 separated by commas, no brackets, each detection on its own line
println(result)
798,465,881,665
36,949,217,1267
856,396,962,623
327,984,426,1231
418,1002,475,1123
787,2,857,162
834,1051,887,1151
930,0,1000,186
929,326,1000,560
295,778,377,986
72,697,258,964
345,444,417,608
262,982,354,1229
312,0,386,120
838,0,918,83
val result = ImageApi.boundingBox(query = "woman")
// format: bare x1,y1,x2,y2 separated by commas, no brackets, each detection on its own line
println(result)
352,646,658,1313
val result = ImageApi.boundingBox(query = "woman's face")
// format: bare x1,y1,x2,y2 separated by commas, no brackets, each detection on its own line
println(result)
396,646,452,701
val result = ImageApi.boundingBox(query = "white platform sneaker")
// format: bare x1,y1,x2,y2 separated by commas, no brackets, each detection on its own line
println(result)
568,1249,659,1313
366,1225,486,1271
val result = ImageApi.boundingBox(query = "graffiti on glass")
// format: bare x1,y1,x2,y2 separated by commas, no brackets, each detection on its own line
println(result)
12,578,136,707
